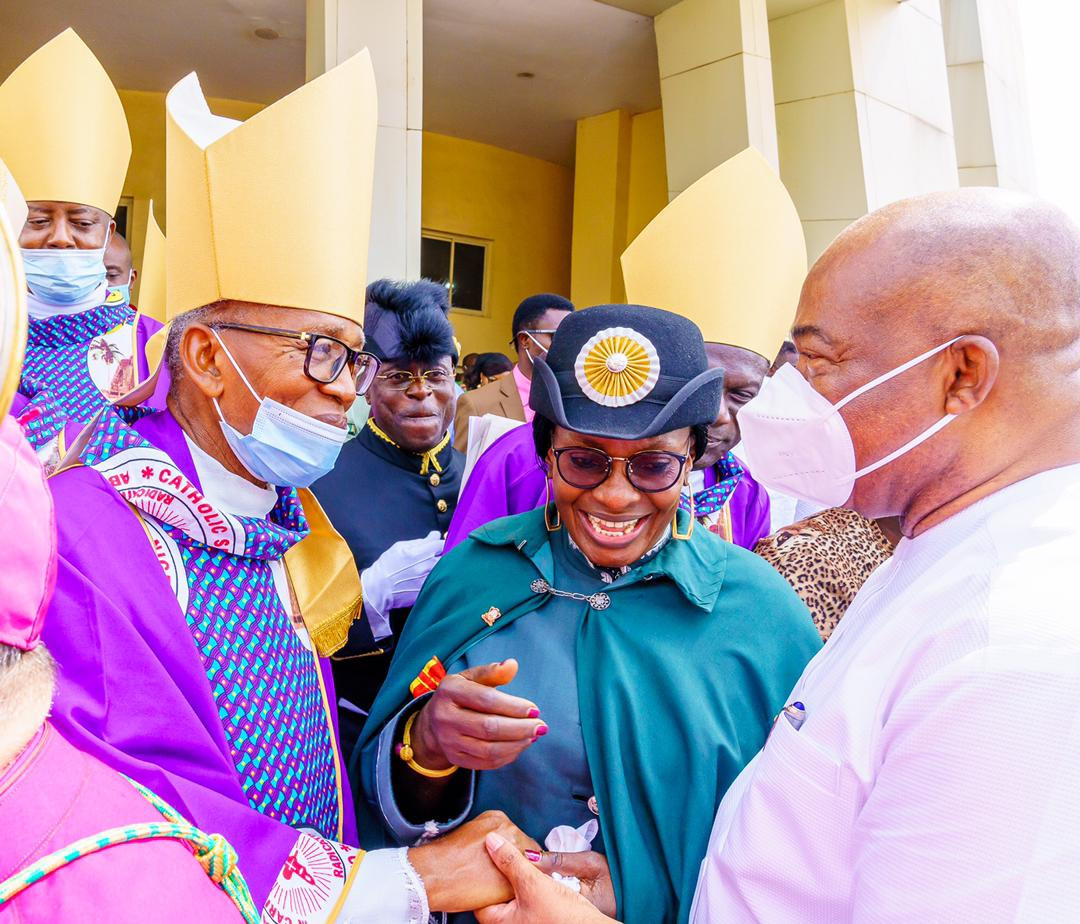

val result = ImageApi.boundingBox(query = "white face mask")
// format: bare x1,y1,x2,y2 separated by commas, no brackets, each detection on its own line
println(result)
211,331,348,488
737,338,963,508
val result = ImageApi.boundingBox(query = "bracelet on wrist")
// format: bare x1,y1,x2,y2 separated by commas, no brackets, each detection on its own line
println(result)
396,712,459,779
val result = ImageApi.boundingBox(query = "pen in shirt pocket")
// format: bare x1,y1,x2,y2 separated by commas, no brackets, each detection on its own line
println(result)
778,701,806,730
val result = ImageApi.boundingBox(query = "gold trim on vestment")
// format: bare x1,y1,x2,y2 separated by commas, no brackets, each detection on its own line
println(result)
286,488,364,657
326,847,368,919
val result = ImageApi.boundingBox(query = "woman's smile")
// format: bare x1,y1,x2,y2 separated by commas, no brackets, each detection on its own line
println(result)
578,510,652,546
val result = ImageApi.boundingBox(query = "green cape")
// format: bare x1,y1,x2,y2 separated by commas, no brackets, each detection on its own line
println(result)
353,508,820,923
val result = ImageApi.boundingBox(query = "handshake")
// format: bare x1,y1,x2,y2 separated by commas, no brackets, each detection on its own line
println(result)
411,810,617,923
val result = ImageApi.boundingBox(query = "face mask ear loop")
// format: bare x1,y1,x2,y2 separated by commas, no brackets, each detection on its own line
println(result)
211,329,262,404
523,332,548,364
847,413,958,484
834,336,964,412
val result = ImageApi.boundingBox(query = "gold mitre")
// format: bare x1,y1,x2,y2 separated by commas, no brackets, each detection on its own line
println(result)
621,147,806,360
0,29,131,214
165,49,377,322
0,158,28,247
138,201,166,324
0,202,27,419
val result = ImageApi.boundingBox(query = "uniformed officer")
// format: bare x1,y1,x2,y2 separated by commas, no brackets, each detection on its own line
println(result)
313,278,463,745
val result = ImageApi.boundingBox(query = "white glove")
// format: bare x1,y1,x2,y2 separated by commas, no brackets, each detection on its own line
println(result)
361,531,444,638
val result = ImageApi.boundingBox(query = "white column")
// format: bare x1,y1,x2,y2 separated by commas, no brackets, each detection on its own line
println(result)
654,0,778,200
769,0,958,261
306,0,422,281
941,0,1035,190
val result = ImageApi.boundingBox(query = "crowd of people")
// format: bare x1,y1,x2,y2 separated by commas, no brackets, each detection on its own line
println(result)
1,27,1079,924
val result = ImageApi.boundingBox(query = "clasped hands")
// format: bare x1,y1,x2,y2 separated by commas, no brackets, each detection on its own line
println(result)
405,659,618,921
409,810,615,920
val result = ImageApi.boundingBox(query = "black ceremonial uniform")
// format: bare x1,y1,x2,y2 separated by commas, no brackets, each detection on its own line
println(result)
313,419,463,741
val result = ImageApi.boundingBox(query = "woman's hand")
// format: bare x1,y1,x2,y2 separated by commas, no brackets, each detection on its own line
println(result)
410,659,547,771
534,849,617,918
408,811,540,913
475,833,619,924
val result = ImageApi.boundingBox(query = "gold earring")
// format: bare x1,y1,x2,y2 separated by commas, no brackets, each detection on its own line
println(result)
672,482,694,540
544,476,562,532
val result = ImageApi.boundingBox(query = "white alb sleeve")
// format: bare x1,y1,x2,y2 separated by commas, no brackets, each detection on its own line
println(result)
260,836,429,924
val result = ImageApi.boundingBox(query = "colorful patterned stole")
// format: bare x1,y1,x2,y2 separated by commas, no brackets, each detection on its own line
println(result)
76,408,341,837
680,453,744,542
18,301,136,449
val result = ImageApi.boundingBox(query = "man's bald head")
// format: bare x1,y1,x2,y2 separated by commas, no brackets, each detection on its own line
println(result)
793,188,1080,535
105,231,135,289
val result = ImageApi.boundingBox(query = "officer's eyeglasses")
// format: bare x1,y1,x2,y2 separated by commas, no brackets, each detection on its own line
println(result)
213,323,380,394
375,368,456,391
552,445,690,493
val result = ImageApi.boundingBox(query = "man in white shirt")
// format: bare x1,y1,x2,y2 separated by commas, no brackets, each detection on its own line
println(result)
470,188,1080,923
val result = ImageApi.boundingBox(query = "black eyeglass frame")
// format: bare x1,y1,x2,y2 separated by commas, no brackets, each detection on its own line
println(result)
213,322,380,393
551,445,691,493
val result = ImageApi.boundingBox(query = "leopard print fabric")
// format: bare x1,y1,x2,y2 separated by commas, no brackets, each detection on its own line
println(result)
754,507,894,642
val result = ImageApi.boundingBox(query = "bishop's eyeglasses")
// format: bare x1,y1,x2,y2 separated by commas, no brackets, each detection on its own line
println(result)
213,322,381,394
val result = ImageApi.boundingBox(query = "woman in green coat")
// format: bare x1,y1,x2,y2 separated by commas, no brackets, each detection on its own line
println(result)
355,304,821,923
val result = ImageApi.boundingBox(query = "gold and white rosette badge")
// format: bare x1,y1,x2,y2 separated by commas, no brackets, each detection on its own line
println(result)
574,327,660,407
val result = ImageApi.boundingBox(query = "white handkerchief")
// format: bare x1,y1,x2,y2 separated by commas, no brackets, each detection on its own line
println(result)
544,819,599,892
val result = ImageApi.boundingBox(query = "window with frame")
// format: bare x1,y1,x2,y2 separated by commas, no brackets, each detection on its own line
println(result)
421,231,490,314
113,196,134,240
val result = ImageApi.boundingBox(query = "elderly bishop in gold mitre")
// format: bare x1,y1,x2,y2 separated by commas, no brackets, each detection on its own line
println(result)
34,46,535,922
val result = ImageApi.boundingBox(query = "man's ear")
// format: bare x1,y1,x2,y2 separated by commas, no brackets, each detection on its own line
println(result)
130,267,138,286
943,335,999,416
180,324,227,400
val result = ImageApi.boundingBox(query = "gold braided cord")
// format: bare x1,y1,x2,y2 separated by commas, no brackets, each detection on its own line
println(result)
366,417,449,474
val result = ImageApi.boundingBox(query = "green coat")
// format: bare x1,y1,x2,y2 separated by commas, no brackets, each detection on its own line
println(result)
353,508,821,923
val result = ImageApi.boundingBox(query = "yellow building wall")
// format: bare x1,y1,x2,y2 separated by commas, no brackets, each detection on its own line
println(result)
570,108,668,308
119,89,264,297
571,109,633,308
422,131,573,355
626,109,669,245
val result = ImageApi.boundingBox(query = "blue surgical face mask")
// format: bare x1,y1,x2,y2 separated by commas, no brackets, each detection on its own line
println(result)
21,241,109,306
212,331,348,488
105,270,133,310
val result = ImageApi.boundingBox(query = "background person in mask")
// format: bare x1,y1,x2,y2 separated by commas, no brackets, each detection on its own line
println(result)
468,186,1080,924
0,31,161,451
453,293,574,451
37,53,537,922
103,230,136,309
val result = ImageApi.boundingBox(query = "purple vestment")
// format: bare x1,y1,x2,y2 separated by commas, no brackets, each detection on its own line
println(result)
0,724,241,922
445,424,771,552
42,408,356,908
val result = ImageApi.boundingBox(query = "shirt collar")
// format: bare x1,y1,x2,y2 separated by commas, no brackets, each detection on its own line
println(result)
26,282,109,319
512,364,535,422
183,432,278,519
365,416,452,475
